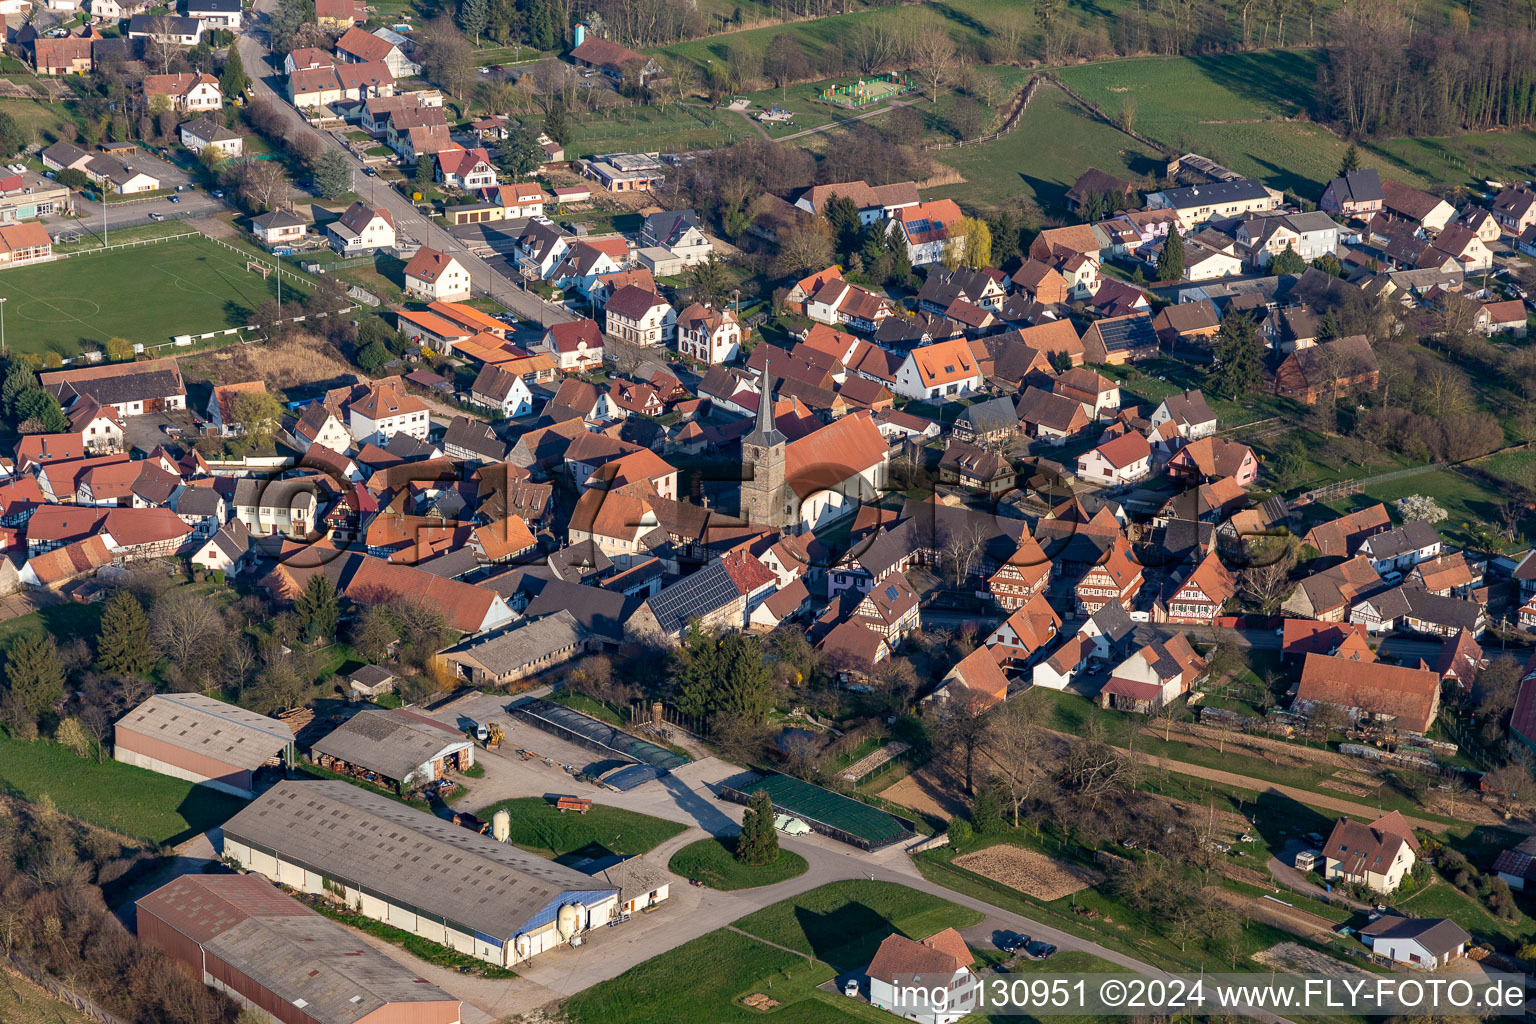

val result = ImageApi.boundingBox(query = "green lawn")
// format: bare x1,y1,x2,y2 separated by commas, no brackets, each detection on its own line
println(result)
733,879,984,970
471,796,686,862
564,881,982,1024
0,96,80,148
0,970,96,1024
1318,465,1515,551
0,736,246,846
668,836,809,889
1393,877,1535,949
4,235,311,354
562,104,742,157
0,602,102,647
929,82,1163,216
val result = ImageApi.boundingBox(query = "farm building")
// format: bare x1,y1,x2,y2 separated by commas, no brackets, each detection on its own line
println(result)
440,608,586,685
113,693,294,798
136,873,462,1024
221,781,620,968
721,773,917,851
509,696,688,790
309,708,473,792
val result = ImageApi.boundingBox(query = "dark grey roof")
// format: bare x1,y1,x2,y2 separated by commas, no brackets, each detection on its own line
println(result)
1092,312,1158,353
187,0,241,11
251,209,306,230
642,561,743,636
1360,520,1440,560
1330,168,1385,205
642,208,702,247
547,540,613,580
383,432,440,460
180,116,241,142
1158,178,1273,208
955,396,1019,436
441,415,507,463
1402,587,1483,631
47,366,184,407
129,12,202,33
522,576,632,642
414,545,480,579
444,609,582,673
309,709,470,782
41,140,89,167
1084,601,1134,646
1359,914,1470,957
174,485,224,516
222,781,616,941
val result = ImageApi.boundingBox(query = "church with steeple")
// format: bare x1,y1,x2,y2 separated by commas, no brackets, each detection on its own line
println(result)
739,373,797,530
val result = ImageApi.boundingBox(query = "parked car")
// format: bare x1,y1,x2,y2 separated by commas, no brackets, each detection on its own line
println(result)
773,814,810,836
168,195,180,203
1024,940,1057,960
996,933,1027,954
363,167,377,176
148,211,165,221
843,979,859,998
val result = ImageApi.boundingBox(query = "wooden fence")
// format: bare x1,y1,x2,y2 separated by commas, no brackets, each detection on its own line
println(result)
925,73,1043,151
5,957,129,1024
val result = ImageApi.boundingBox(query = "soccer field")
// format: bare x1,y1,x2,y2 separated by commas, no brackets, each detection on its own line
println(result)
0,235,308,356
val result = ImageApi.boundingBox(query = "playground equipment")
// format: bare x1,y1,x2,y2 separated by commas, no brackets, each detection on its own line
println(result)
817,73,915,109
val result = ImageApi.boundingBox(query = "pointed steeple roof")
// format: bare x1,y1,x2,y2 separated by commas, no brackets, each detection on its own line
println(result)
745,371,786,448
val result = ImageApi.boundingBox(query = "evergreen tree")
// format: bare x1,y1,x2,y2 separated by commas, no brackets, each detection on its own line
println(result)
357,338,391,373
97,590,153,676
822,195,861,256
415,153,434,183
1157,225,1185,282
220,46,249,98
1206,311,1264,398
457,0,489,43
498,125,545,179
14,389,67,433
543,103,570,145
4,633,64,722
1338,144,1361,177
971,783,1004,834
674,628,775,725
736,789,780,865
1,361,37,415
1268,243,1307,275
1317,309,1339,341
295,574,340,641
313,149,353,199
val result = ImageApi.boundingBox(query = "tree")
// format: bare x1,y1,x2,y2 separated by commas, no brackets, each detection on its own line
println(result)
1206,310,1263,398
13,389,68,434
96,591,154,676
0,361,36,414
4,633,64,723
220,46,249,99
773,223,834,278
55,168,90,192
295,573,340,641
498,125,545,179
736,789,780,866
0,110,30,160
980,701,1043,827
686,256,730,305
223,158,289,213
231,389,283,447
957,216,992,269
762,33,807,95
457,0,489,44
1157,225,1185,281
970,783,1004,834
150,590,227,685
1394,494,1448,523
312,149,353,198
349,604,399,663
1269,243,1307,275
419,16,476,100
357,338,391,373
674,627,776,726
910,28,956,104
1338,143,1360,177
104,336,134,362
55,715,93,758
543,103,570,145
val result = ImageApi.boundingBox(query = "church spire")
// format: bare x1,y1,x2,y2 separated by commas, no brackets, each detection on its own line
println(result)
747,370,786,447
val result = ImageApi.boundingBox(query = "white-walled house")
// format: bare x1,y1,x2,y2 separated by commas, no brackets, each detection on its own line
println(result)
1322,812,1419,893
1359,915,1469,969
539,320,604,372
866,930,978,1024
675,303,741,364
347,384,430,445
604,286,675,346
327,201,395,253
403,247,471,301
1076,432,1151,485
892,339,983,401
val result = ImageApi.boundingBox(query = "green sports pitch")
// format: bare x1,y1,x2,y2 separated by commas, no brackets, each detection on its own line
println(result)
0,235,309,356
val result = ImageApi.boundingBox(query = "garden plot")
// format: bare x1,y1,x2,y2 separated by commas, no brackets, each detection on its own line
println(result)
953,844,1103,901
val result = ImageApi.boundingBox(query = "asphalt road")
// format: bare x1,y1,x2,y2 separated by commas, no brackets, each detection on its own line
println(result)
234,5,575,327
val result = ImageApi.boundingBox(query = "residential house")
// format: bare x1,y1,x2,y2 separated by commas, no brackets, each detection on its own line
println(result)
1156,550,1235,625
1273,335,1378,404
1152,299,1221,350
347,384,429,445
675,303,742,365
1016,386,1089,442
1077,432,1151,486
326,201,395,253
1429,224,1493,272
538,320,604,372
1236,211,1339,267
1144,178,1281,230
1320,168,1385,219
981,590,1060,672
403,247,470,301
292,403,351,454
186,0,241,27
1165,436,1259,485
604,286,675,346
29,34,93,75
938,440,1012,494
142,72,221,111
640,209,712,267
1066,167,1137,214
1357,520,1442,576
127,13,203,45
1099,634,1206,713
249,210,308,247
1359,915,1470,969
889,200,964,266
314,0,364,27
1074,537,1143,615
1302,504,1392,559
793,179,920,225
335,26,420,79
1493,186,1536,236
986,534,1052,611
232,477,322,538
892,339,982,401
804,279,895,332
931,646,1010,710
42,359,185,416
1321,810,1420,892
567,34,662,85
435,147,497,190
951,396,1019,444
1381,178,1455,232
205,380,267,437
468,364,534,418
865,931,978,1024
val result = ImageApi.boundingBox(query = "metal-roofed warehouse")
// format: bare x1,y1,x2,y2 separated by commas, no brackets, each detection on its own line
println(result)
510,696,690,773
136,873,462,1024
221,781,619,968
114,692,294,798
722,773,917,850
309,708,474,793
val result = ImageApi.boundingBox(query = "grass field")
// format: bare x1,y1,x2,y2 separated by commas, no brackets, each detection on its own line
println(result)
564,881,981,1024
562,104,742,157
0,970,95,1024
0,736,246,846
3,235,310,355
733,879,984,970
1393,876,1535,948
472,796,685,862
668,835,809,889
1318,465,1514,550
929,83,1163,215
